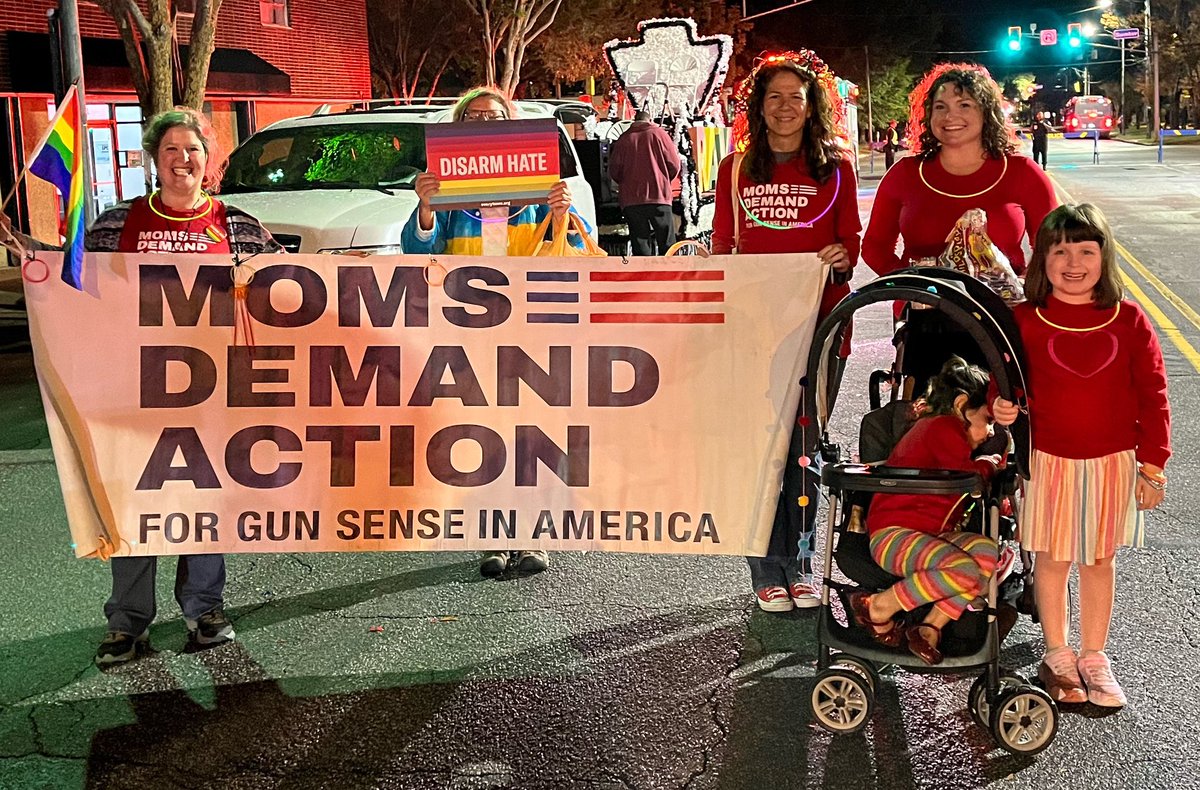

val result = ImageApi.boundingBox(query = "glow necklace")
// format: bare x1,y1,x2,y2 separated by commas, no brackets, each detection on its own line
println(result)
918,156,1008,199
737,167,841,230
148,190,213,221
1036,302,1121,332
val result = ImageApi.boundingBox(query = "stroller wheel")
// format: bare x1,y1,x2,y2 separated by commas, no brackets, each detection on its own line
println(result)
968,673,1027,730
830,655,879,693
811,668,874,734
989,685,1059,755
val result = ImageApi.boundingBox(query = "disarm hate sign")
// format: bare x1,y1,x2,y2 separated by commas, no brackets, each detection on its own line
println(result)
25,252,828,559
424,119,560,210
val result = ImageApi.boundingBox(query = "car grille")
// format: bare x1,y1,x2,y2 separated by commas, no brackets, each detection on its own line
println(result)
273,233,302,253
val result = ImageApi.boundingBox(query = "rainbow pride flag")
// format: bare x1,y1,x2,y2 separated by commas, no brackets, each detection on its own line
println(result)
29,85,86,289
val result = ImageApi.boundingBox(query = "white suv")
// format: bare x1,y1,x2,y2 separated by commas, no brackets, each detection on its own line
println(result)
220,102,597,255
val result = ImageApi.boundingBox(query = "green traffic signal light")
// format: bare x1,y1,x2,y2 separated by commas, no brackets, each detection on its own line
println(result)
1006,25,1022,53
1067,22,1083,48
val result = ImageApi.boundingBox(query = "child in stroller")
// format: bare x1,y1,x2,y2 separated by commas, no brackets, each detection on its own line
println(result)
848,357,1004,665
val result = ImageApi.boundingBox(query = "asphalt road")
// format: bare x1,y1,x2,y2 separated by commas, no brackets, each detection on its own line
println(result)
2,138,1199,789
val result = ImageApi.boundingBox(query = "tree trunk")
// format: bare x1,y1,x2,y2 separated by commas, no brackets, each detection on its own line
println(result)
182,0,224,109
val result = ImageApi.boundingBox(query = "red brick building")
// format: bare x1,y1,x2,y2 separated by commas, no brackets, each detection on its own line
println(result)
0,0,371,243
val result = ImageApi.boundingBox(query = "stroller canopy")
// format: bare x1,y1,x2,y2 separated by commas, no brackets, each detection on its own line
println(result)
806,267,1032,478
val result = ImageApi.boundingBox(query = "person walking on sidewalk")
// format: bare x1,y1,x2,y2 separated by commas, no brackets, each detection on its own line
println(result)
608,111,682,256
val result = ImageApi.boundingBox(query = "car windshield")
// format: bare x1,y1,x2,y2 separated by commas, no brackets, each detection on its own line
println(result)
221,122,426,193
1075,100,1111,115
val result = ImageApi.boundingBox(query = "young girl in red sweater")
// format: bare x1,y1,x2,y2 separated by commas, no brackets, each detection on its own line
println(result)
850,356,1002,665
994,203,1170,707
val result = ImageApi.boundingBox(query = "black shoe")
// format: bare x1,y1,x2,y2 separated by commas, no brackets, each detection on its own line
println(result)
514,550,549,575
95,630,149,666
187,608,235,650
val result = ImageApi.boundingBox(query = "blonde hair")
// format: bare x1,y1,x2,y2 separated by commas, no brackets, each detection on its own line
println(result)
452,87,518,122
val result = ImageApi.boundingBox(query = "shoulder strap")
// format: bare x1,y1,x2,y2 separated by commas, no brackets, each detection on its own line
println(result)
731,152,743,253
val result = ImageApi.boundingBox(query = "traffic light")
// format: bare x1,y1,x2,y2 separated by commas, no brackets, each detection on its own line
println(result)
1067,22,1083,47
1007,26,1023,52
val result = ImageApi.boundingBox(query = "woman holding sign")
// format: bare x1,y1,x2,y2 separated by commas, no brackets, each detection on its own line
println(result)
401,86,591,259
3,108,283,666
711,51,861,613
402,87,593,578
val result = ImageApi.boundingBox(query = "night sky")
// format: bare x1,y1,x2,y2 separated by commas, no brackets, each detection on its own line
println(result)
741,0,1143,102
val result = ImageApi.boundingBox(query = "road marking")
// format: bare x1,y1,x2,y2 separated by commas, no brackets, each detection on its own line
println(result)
1051,175,1200,373
1118,271,1200,373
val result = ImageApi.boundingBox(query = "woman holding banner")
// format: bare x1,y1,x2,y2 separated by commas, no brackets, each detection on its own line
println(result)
711,52,860,612
402,86,593,579
1,107,282,666
401,86,590,259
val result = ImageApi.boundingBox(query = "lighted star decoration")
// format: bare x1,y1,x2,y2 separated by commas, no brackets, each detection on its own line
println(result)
603,18,733,120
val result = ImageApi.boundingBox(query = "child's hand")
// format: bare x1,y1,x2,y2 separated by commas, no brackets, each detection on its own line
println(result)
991,397,1019,426
1136,464,1166,510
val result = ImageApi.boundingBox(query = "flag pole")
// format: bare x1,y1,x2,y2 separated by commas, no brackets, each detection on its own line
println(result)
2,83,80,214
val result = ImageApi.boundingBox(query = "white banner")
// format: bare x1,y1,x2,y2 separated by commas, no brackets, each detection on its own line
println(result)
24,252,828,558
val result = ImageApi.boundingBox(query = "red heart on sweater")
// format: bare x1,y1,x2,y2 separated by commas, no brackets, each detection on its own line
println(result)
1047,330,1118,379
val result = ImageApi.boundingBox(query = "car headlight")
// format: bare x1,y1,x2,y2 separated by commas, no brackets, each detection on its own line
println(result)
318,244,406,256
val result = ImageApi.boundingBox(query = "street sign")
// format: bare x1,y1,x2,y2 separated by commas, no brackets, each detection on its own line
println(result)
1040,29,1058,45
1112,28,1140,40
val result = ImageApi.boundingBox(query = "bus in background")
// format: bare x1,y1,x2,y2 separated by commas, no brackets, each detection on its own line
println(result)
1062,95,1115,138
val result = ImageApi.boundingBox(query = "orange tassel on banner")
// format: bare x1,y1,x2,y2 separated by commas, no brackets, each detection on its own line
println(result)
232,264,256,348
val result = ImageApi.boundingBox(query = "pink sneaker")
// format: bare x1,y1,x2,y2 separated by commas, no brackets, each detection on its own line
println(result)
755,586,794,612
789,581,820,609
1037,646,1087,703
1076,651,1127,708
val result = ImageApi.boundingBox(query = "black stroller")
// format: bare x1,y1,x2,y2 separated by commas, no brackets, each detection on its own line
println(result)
801,267,1059,756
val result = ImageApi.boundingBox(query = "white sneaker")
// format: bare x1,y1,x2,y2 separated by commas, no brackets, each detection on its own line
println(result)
1077,651,1127,707
789,581,820,608
755,585,794,612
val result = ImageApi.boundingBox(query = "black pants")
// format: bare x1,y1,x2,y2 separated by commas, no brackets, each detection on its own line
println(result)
623,203,675,256
1032,144,1047,169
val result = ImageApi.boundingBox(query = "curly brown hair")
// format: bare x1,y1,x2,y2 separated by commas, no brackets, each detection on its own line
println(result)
741,61,844,185
906,63,1016,161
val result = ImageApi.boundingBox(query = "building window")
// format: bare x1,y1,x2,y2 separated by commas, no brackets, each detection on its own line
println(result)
260,0,289,27
175,0,195,16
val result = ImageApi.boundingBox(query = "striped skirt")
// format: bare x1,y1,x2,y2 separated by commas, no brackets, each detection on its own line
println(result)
1020,449,1144,565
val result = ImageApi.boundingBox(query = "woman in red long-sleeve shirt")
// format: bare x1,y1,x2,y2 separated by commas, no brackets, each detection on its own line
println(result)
862,63,1058,391
711,51,861,613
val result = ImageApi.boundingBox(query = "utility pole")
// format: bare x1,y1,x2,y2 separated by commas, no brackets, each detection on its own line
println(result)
57,0,95,225
864,45,874,176
1146,0,1160,140
1120,38,1126,133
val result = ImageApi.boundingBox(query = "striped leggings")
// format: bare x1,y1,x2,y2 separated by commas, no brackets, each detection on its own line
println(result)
869,526,998,620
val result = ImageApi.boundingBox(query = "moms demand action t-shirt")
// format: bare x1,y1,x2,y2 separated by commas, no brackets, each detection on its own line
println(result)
117,195,232,254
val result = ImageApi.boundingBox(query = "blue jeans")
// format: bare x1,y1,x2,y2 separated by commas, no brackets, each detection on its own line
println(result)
104,554,226,634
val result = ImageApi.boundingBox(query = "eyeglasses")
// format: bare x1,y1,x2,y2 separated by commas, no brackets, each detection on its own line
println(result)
462,109,508,121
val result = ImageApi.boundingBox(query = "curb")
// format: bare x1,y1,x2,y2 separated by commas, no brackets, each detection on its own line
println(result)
0,448,55,465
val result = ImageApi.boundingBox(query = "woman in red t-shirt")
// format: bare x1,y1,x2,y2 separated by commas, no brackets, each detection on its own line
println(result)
711,51,861,613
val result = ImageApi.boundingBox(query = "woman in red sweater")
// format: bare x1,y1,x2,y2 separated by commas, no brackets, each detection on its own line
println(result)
861,63,1058,391
993,204,1170,708
852,357,1002,665
711,51,861,612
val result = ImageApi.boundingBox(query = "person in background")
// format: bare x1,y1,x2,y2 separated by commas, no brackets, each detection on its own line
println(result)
608,110,682,256
0,107,283,666
402,86,594,578
1030,111,1051,170
711,51,860,612
883,119,901,170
